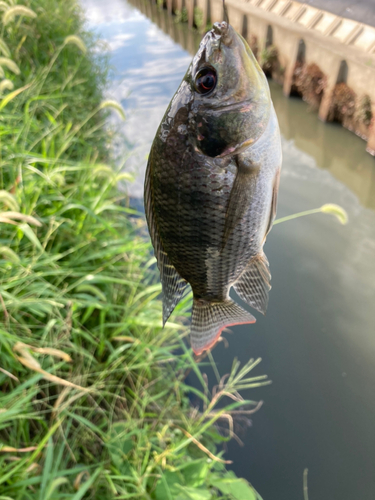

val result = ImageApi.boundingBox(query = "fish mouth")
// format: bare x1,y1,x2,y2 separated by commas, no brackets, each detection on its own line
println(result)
211,21,233,46
213,21,228,36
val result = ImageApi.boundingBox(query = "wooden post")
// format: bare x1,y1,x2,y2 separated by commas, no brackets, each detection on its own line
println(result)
210,0,223,24
187,0,195,29
283,38,300,97
174,0,183,14
196,0,209,29
318,60,341,122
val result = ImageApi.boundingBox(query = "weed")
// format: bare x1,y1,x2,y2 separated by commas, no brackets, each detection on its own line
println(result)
0,2,347,498
294,63,327,110
328,82,356,124
0,1,267,498
260,44,278,77
194,6,203,30
175,7,188,24
355,94,372,127
249,35,258,60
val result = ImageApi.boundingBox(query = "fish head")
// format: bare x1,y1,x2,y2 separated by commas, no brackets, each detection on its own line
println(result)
188,22,271,158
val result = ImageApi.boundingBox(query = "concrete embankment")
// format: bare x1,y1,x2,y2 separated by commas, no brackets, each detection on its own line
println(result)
162,0,375,155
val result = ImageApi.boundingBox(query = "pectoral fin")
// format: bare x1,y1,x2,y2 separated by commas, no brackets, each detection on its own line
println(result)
233,252,271,315
159,250,188,326
222,155,260,250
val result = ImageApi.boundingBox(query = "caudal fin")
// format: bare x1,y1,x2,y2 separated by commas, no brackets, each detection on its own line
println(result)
191,298,256,355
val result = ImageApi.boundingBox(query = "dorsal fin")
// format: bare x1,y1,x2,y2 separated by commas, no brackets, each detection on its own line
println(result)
144,153,188,326
233,252,271,315
264,168,280,238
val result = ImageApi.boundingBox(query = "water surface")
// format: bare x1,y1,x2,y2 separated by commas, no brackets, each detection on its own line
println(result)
81,1,375,498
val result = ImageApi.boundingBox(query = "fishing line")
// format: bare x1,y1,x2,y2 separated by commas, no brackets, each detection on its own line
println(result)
223,0,229,25
219,0,229,50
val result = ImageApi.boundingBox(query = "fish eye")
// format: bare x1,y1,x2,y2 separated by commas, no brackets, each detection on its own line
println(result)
195,68,217,95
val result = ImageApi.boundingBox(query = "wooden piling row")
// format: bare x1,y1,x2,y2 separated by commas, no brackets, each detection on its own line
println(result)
146,0,375,154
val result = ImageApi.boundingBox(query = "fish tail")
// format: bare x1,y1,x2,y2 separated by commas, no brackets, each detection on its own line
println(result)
191,298,256,355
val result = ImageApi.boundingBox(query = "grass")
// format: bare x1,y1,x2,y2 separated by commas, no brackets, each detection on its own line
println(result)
0,1,269,498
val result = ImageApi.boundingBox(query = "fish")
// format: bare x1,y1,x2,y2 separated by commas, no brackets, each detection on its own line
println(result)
144,21,282,355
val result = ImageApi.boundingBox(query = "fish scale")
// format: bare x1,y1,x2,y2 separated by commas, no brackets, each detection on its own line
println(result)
145,21,282,354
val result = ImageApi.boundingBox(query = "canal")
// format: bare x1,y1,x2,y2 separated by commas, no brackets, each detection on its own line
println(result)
81,0,375,498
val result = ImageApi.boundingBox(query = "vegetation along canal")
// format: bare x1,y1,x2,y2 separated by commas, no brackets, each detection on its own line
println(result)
82,0,375,498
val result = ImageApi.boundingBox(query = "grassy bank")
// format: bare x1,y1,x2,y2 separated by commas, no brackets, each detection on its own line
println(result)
0,1,267,498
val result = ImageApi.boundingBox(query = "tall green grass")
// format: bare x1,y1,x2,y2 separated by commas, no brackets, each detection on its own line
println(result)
0,1,268,498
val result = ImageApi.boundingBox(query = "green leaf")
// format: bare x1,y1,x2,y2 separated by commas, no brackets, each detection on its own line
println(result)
155,471,182,500
175,485,212,500
39,440,54,500
74,284,107,302
18,223,43,251
210,471,258,500
106,423,135,474
179,459,209,487
45,477,69,500
71,468,101,500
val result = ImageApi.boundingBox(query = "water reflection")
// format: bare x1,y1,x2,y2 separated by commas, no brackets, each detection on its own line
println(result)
81,0,375,498
82,0,193,196
272,85,375,210
82,0,375,208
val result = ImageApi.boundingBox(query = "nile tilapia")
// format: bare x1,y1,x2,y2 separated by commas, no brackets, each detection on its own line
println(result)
145,21,282,355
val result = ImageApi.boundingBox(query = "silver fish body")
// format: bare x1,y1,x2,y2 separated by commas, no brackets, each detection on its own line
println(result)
145,22,282,354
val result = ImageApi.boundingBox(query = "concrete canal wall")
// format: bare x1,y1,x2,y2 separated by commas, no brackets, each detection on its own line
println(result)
162,0,375,155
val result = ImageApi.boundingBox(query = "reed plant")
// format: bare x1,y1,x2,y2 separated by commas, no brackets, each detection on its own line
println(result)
0,1,268,498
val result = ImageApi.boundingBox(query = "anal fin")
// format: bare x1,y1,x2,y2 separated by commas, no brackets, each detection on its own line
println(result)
190,298,256,355
160,250,188,326
233,253,271,315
